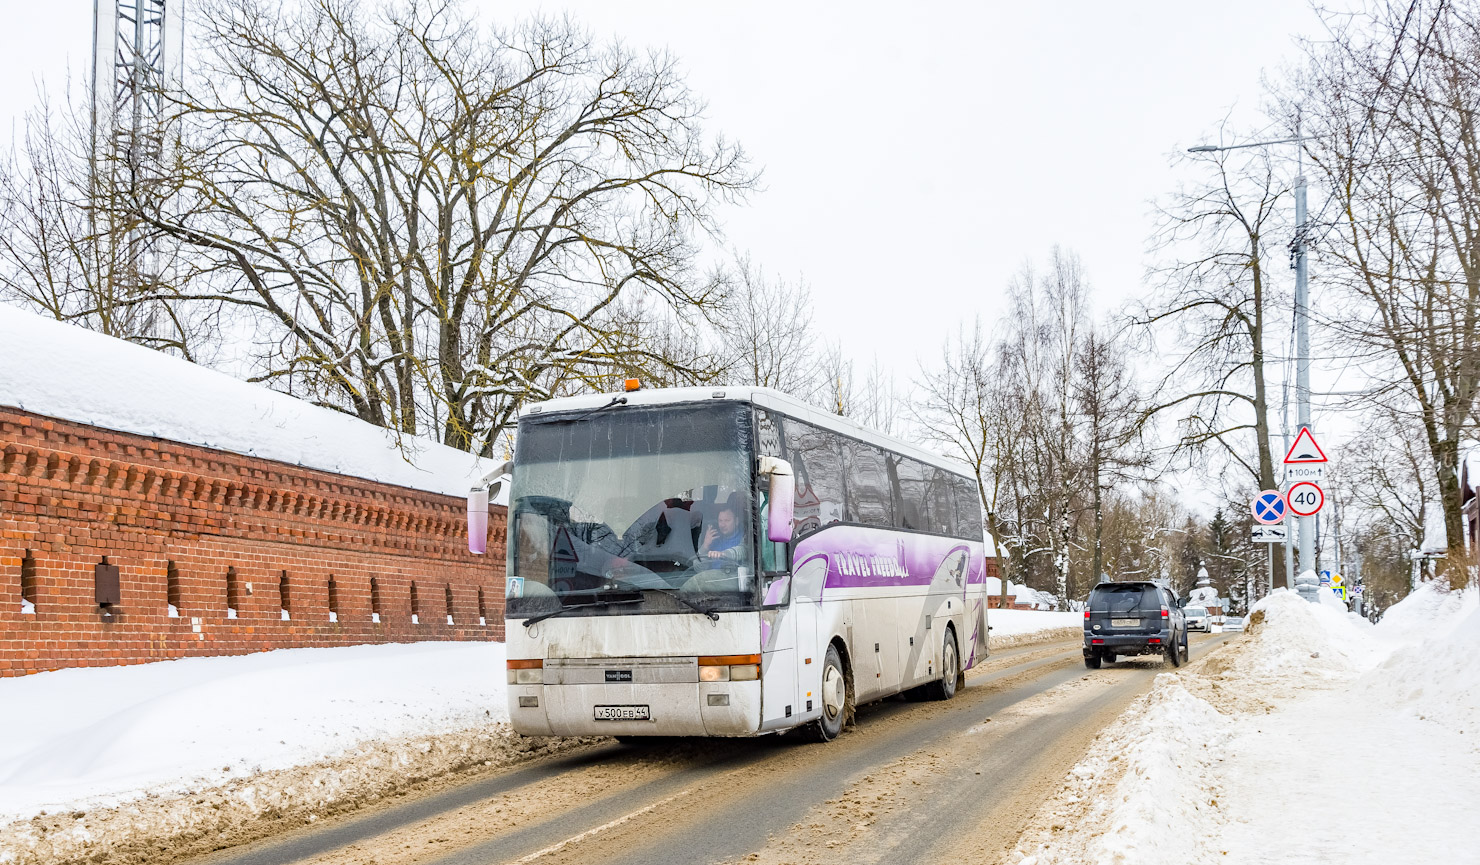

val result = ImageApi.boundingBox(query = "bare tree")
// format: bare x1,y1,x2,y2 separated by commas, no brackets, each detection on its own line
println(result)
111,0,752,454
915,318,1027,609
916,248,1119,605
1073,324,1149,587
1335,403,1431,553
1293,2,1480,571
1005,249,1094,600
1138,141,1290,584
0,88,204,355
716,256,824,401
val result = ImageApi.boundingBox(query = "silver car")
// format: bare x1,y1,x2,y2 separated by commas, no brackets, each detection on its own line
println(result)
1222,616,1245,632
1183,606,1211,632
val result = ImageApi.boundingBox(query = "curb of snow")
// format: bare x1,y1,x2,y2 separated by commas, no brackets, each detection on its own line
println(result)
0,724,596,865
1007,586,1479,865
1009,656,1236,865
989,627,1083,652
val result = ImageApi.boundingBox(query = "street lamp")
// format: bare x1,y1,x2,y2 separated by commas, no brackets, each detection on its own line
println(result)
1187,136,1305,153
1186,134,1316,589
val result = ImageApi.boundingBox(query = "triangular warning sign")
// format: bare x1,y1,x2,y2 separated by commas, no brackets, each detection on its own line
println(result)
551,527,579,563
1283,427,1328,464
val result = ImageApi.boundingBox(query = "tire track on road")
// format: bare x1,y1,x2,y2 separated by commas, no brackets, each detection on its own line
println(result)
188,634,1228,865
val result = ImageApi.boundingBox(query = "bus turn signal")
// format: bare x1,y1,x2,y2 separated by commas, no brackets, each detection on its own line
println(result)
698,654,761,682
507,658,543,685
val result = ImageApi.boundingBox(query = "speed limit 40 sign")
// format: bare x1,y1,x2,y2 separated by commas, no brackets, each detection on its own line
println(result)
1285,481,1325,516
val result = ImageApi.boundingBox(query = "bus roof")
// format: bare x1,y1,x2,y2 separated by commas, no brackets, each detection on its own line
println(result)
525,386,976,479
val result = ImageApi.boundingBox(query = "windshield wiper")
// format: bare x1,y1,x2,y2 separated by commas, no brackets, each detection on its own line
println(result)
569,395,627,423
607,577,720,622
521,597,644,628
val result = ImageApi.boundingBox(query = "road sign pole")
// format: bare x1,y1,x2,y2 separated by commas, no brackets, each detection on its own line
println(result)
1294,169,1315,584
1267,540,1274,599
1284,513,1295,592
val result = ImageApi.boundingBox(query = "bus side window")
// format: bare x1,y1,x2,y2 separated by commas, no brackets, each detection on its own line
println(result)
896,457,928,531
759,495,789,574
953,475,983,537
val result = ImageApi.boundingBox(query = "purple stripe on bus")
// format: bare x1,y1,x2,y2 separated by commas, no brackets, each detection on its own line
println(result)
791,526,984,591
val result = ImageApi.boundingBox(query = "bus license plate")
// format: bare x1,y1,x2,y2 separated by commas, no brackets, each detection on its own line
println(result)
594,705,650,721
1111,618,1140,627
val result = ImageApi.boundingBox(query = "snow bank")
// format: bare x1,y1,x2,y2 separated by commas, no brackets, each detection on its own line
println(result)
1013,583,1480,865
1372,581,1474,642
0,642,508,821
1361,589,1480,733
0,304,492,497
1235,589,1379,681
987,609,1081,637
1015,678,1232,865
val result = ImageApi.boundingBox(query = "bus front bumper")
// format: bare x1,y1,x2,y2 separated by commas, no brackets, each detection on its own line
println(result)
510,680,763,737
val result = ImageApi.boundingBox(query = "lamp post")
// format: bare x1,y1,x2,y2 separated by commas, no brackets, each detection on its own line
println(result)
1187,134,1316,587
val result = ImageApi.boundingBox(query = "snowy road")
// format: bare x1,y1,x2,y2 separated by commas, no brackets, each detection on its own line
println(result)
179,634,1230,865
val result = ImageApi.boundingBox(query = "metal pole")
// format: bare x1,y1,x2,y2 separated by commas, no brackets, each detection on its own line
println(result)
1294,168,1315,583
1267,539,1274,600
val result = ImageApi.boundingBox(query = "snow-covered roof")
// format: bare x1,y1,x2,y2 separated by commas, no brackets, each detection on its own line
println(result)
1463,445,1480,496
1420,500,1449,554
0,304,492,497
985,577,1036,599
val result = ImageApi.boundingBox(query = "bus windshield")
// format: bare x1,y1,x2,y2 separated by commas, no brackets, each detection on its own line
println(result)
507,402,756,618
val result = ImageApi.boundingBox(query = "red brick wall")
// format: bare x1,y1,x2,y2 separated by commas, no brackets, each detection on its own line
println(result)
0,407,506,677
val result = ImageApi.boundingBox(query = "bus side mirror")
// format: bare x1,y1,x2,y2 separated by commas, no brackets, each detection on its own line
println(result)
468,488,490,555
760,457,794,543
467,460,512,555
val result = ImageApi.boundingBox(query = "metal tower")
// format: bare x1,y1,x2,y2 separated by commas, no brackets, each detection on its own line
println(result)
92,0,185,164
90,0,185,335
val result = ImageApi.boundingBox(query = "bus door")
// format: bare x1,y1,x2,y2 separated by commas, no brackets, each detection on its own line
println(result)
789,556,829,721
759,573,797,731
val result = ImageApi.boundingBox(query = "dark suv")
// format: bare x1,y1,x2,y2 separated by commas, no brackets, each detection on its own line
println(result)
1083,581,1187,669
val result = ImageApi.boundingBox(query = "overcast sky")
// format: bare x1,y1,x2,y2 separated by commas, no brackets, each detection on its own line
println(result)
480,1,1343,363
3,1,1342,365
0,1,1374,513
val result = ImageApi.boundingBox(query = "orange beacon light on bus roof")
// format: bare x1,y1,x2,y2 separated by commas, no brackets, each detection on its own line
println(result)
624,378,641,392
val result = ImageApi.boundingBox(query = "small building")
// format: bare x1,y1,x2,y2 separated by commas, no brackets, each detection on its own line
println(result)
984,577,1040,610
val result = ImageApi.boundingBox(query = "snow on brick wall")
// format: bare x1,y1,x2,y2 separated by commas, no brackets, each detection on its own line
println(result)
0,304,494,498
0,407,507,677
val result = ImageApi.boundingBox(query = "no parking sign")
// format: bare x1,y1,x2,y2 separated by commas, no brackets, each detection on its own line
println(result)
1251,490,1286,525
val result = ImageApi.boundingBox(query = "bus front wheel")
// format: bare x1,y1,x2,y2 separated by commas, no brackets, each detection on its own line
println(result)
808,644,848,742
926,630,960,701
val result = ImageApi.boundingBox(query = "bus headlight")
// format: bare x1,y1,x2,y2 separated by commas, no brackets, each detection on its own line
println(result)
698,654,760,683
507,659,543,685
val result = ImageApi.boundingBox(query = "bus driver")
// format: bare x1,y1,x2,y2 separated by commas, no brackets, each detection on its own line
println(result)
698,500,745,565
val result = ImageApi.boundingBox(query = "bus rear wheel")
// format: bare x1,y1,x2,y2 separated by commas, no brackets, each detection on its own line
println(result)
925,630,960,700
808,644,848,742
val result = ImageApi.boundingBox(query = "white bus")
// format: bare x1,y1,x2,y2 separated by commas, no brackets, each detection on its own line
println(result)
471,385,990,741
